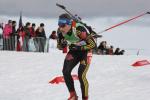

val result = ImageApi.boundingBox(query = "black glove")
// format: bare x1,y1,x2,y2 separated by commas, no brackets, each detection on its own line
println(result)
69,44,83,51
61,40,67,48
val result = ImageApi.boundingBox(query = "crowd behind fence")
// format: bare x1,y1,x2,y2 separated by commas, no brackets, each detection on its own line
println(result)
1,33,149,55
0,34,50,52
0,20,127,55
1,19,150,55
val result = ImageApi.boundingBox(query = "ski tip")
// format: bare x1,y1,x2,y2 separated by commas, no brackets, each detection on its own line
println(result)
146,12,150,14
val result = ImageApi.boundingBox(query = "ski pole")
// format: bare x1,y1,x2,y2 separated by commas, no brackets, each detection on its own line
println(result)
98,12,150,34
56,3,150,37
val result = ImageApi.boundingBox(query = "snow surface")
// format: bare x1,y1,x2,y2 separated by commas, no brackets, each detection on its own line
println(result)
0,50,150,100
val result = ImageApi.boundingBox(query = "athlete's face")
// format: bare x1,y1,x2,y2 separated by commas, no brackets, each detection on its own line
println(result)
59,24,71,35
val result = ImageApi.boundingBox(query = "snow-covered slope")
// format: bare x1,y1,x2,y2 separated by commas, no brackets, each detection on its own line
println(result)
0,50,150,100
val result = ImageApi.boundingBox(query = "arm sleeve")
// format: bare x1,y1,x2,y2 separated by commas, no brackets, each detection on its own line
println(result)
82,36,96,50
76,26,96,50
57,29,67,50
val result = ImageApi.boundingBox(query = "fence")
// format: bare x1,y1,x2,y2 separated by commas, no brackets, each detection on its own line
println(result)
0,33,51,52
0,34,3,50
1,33,150,55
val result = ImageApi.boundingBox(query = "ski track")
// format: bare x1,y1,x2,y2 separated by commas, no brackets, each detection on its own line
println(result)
0,50,150,100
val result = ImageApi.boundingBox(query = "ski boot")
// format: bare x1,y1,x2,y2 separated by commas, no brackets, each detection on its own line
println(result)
82,96,88,100
68,91,78,100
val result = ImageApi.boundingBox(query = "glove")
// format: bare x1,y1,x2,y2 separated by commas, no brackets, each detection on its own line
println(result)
61,40,67,48
69,44,83,51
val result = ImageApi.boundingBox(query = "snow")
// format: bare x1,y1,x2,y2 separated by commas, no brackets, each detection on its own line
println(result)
0,50,150,100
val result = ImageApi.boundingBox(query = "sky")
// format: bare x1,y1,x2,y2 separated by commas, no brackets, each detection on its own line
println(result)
0,0,150,18
0,51,150,100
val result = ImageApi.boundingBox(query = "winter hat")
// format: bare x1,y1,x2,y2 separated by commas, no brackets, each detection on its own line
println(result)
58,13,72,26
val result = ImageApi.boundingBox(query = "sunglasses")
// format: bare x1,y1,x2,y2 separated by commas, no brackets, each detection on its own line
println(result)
59,24,66,28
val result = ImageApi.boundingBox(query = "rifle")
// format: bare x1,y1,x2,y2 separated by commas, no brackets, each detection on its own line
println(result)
56,3,102,38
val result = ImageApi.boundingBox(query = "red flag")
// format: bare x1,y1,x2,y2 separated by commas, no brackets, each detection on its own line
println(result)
132,60,150,67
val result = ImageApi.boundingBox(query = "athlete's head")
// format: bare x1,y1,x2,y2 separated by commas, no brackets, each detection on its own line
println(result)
58,13,72,35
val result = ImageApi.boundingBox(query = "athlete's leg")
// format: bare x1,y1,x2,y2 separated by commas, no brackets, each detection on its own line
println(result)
63,51,79,93
78,51,92,100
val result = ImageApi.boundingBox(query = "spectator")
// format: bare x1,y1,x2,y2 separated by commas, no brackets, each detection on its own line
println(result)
3,20,12,50
97,41,108,54
11,21,17,35
23,22,31,51
0,23,3,31
108,45,114,55
36,23,46,38
30,23,36,37
49,30,57,39
0,23,3,50
48,30,58,49
114,48,120,55
119,49,125,55
35,23,46,52
10,21,17,50
17,26,25,51
29,23,37,52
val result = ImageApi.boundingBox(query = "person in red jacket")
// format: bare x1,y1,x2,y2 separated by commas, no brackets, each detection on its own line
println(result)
30,23,36,37
3,20,12,50
49,30,57,39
